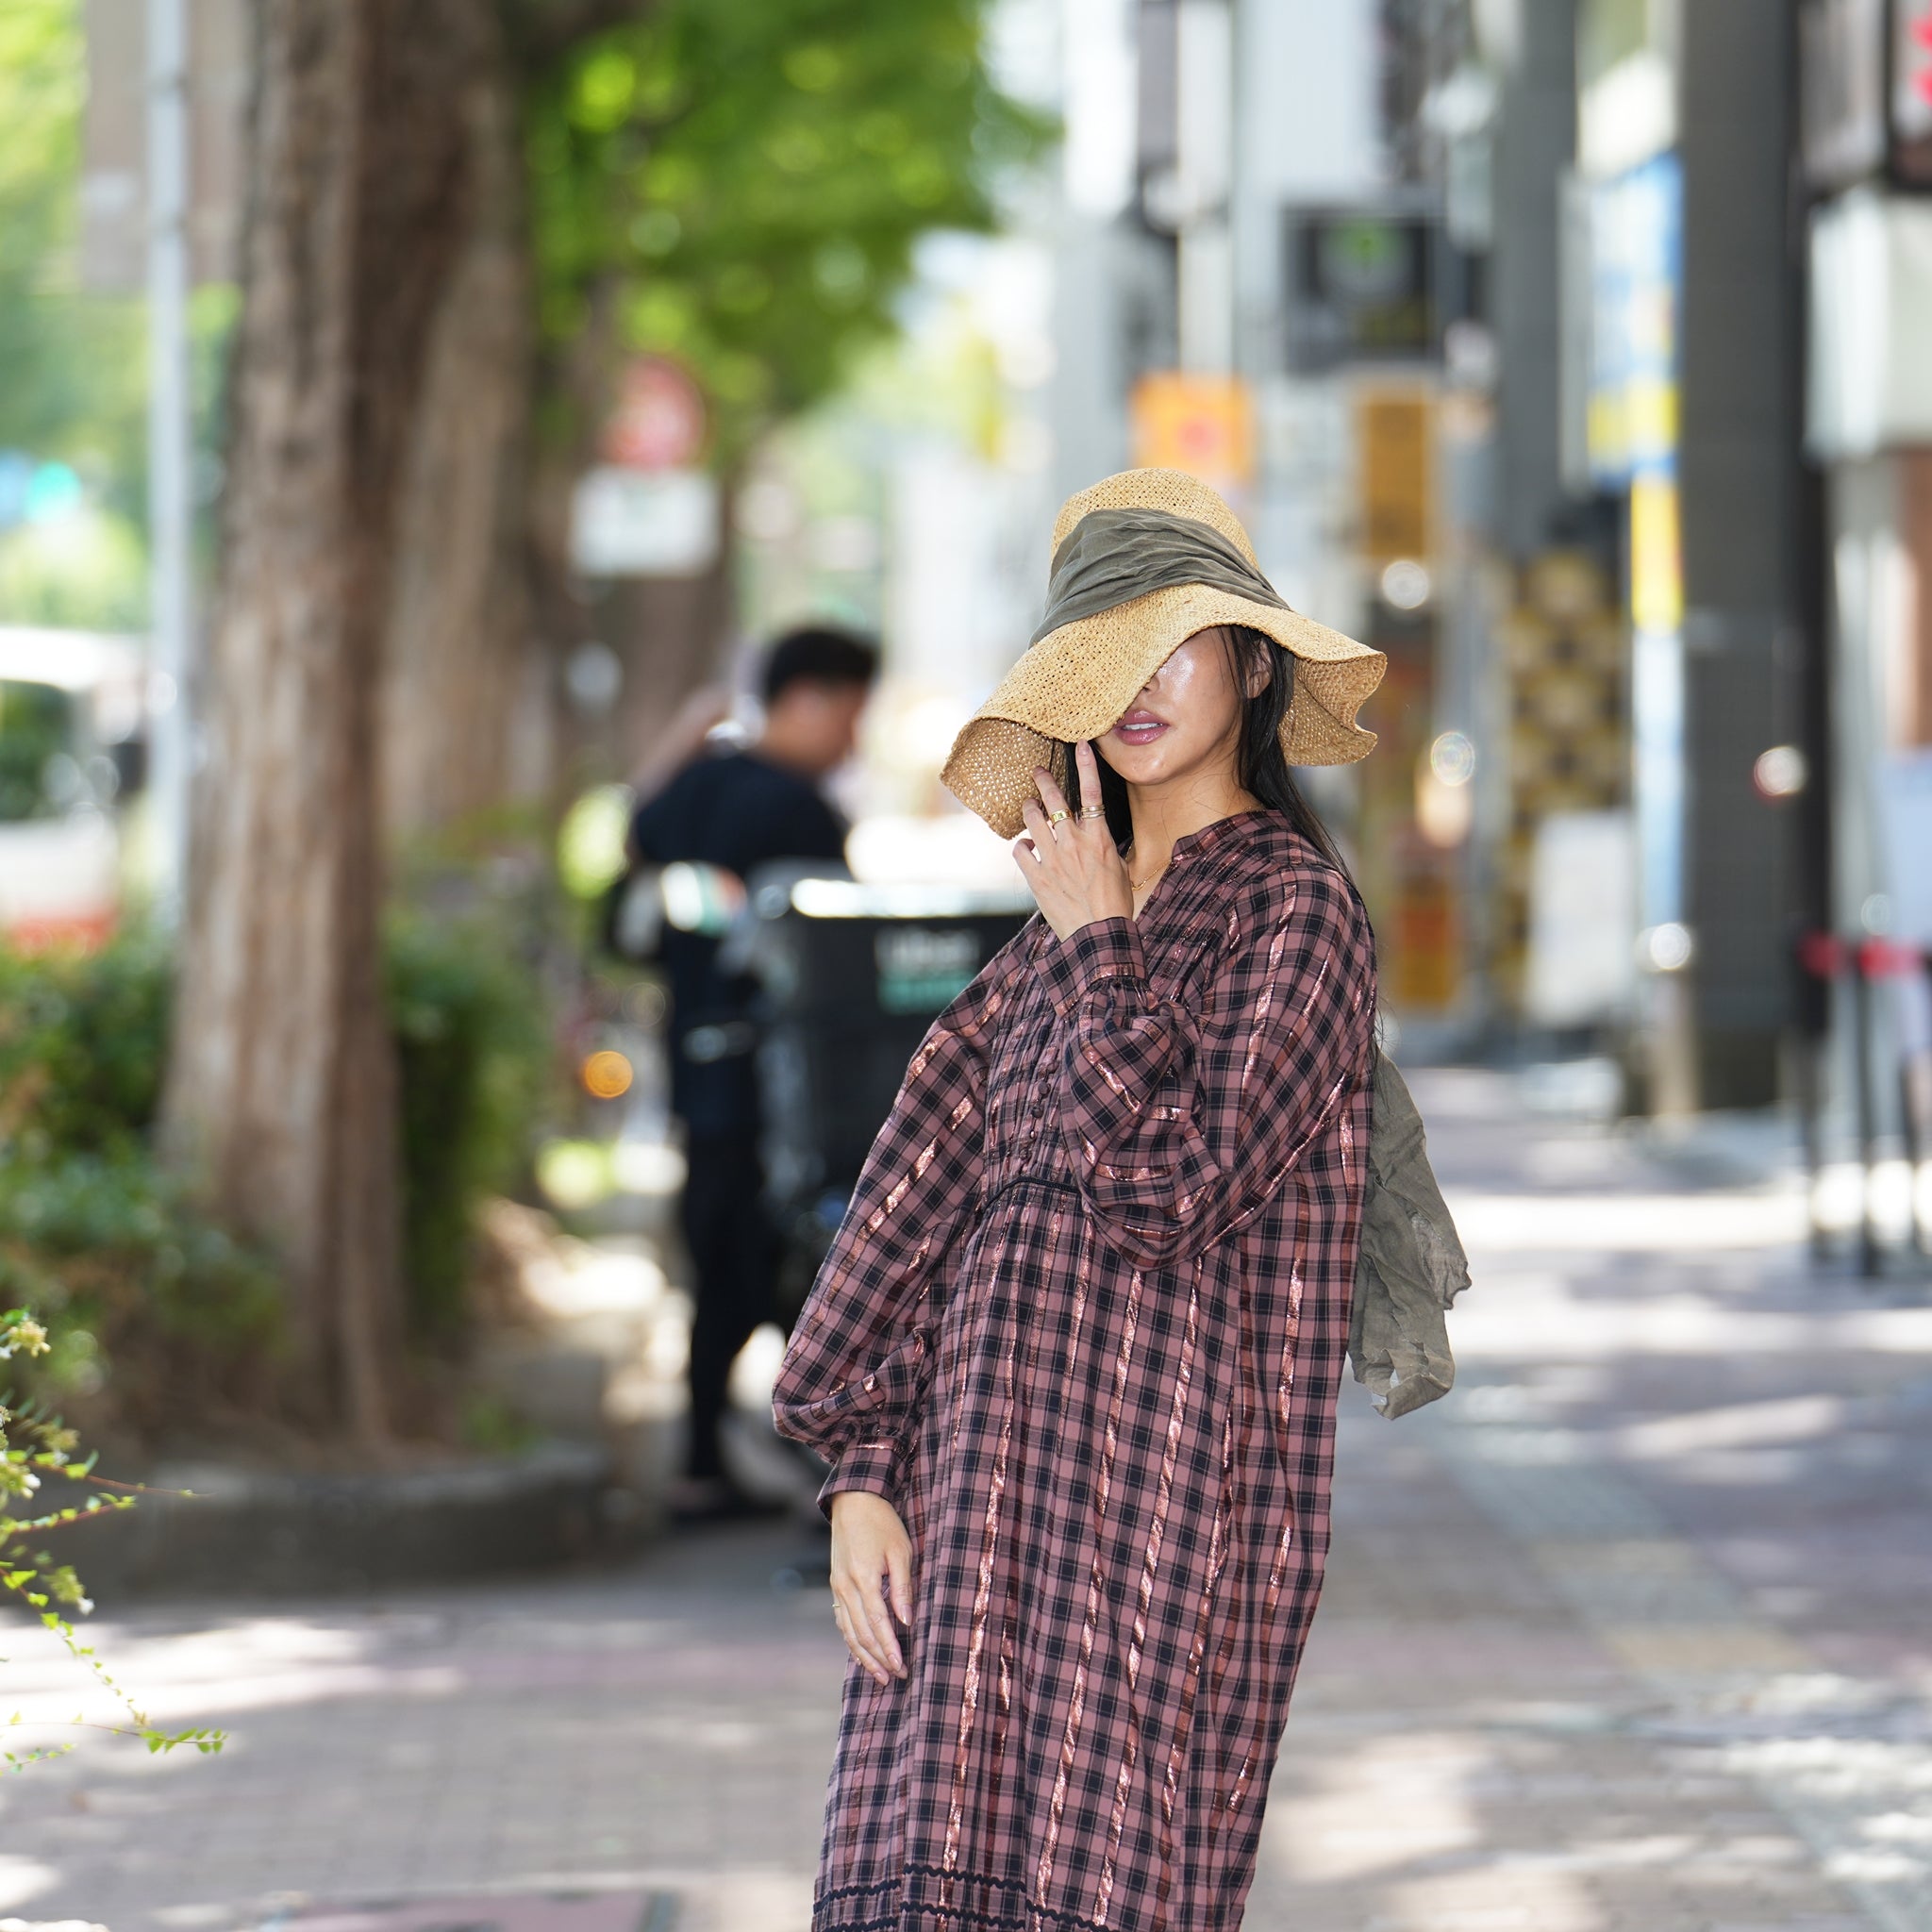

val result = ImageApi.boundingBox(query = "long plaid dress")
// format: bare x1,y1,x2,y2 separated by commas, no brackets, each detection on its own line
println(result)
773,810,1376,1932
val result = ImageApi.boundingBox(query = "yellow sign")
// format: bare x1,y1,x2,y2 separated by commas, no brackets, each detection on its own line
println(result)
1629,473,1682,633
1588,376,1678,483
1129,374,1256,488
1356,390,1436,562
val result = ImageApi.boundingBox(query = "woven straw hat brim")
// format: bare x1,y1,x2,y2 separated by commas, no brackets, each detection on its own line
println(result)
942,583,1386,840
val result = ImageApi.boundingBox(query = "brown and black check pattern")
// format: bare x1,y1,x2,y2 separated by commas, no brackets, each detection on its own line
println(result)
774,810,1376,1932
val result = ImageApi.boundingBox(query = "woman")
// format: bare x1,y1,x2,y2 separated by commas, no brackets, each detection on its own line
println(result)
773,468,1387,1932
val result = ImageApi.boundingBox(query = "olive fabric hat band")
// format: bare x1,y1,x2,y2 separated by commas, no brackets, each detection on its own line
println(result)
941,467,1386,840
1031,506,1290,645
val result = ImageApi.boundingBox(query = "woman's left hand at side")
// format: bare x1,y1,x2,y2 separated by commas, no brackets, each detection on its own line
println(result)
1014,741,1134,941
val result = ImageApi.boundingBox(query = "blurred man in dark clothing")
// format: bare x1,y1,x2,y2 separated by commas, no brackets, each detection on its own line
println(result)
629,626,879,1520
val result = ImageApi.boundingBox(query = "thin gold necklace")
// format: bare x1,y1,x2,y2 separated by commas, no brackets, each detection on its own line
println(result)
1127,850,1171,892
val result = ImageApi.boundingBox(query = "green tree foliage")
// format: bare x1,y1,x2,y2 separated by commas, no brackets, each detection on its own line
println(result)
0,2,234,631
525,0,1051,468
0,0,145,512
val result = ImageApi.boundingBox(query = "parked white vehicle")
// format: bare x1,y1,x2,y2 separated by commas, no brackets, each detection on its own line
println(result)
0,627,147,952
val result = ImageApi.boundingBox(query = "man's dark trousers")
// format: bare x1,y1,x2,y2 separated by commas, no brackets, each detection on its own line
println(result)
679,1125,781,1482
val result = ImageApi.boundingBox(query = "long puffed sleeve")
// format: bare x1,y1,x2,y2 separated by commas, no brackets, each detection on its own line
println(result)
1039,864,1374,1271
772,943,1016,1513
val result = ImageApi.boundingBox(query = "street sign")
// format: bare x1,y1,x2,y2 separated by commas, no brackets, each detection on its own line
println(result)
1128,374,1255,489
1282,208,1448,371
1586,154,1681,489
1628,472,1682,634
1524,809,1638,1027
570,467,720,578
1355,389,1435,563
602,357,708,472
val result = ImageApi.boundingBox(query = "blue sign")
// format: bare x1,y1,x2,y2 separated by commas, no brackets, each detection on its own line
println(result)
1587,154,1682,488
0,453,84,531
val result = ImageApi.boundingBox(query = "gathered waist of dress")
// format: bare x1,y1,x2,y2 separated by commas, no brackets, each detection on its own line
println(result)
975,1171,1082,1216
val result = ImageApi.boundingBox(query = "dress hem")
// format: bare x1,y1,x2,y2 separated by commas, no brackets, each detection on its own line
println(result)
814,1864,1152,1932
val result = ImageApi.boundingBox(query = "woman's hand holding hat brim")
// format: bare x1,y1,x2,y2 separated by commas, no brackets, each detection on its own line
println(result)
1014,742,1134,941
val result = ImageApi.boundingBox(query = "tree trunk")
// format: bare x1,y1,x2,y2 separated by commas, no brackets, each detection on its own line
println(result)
163,0,478,1441
524,277,622,805
381,25,551,845
599,479,738,787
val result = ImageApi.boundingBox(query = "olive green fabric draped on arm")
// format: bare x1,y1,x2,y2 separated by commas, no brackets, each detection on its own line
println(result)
1350,1048,1471,1418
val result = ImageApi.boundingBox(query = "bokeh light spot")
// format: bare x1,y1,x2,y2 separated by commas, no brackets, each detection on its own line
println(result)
581,1050,635,1101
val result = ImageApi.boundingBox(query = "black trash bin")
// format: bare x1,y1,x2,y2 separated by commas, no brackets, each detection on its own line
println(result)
748,879,1031,1316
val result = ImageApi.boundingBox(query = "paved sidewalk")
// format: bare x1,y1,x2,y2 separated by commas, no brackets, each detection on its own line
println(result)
2,1068,1929,1931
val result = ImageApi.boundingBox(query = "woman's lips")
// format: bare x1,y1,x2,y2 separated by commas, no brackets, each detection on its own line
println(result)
1111,709,1170,744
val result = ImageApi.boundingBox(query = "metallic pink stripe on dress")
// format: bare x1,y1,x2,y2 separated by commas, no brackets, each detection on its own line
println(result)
993,1207,1067,1839
1096,1257,1203,1926
1035,1263,1144,1910
1231,1226,1311,1825
872,1092,976,1225
1080,1041,1138,1106
903,987,1002,1087
1153,1407,1235,1932
941,1323,1015,1890
1240,916,1293,1092
1295,952,1332,1023
1202,1341,1259,1857
949,1222,1016,1456
943,1208,1062,1882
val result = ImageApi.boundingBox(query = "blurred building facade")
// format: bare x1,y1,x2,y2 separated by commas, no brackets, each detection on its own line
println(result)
1801,0,1932,1241
1049,0,1932,1222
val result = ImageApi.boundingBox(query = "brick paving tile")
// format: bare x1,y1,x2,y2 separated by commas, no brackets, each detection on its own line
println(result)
1,1069,1927,1931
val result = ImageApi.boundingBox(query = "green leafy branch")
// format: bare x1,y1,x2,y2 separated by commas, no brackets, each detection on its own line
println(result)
1,1306,226,1770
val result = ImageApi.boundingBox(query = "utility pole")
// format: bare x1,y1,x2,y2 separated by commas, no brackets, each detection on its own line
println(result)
146,0,193,917
1175,0,1234,373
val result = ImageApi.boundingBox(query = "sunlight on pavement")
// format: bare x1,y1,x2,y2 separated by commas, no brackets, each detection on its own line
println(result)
1446,1190,1809,1252
1,1615,460,1731
1449,1285,1932,1360
0,1864,60,1916
1612,1393,1850,1458
276,1894,670,1931
1267,1732,1485,1882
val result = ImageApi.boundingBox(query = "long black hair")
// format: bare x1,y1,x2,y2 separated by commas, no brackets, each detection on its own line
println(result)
1061,625,1350,876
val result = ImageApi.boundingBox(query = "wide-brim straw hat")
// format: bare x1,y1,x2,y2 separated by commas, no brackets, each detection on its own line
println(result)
942,468,1386,839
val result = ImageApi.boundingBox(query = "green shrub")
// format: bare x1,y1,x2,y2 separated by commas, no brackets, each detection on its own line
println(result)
0,1150,282,1429
388,913,549,1348
0,931,172,1157
0,918,551,1419
0,939,275,1431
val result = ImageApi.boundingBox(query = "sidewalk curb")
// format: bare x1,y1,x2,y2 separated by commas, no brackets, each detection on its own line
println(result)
78,1441,615,1598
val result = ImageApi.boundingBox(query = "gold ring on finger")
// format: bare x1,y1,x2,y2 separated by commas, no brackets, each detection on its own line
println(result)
1080,806,1107,820
1047,809,1070,826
